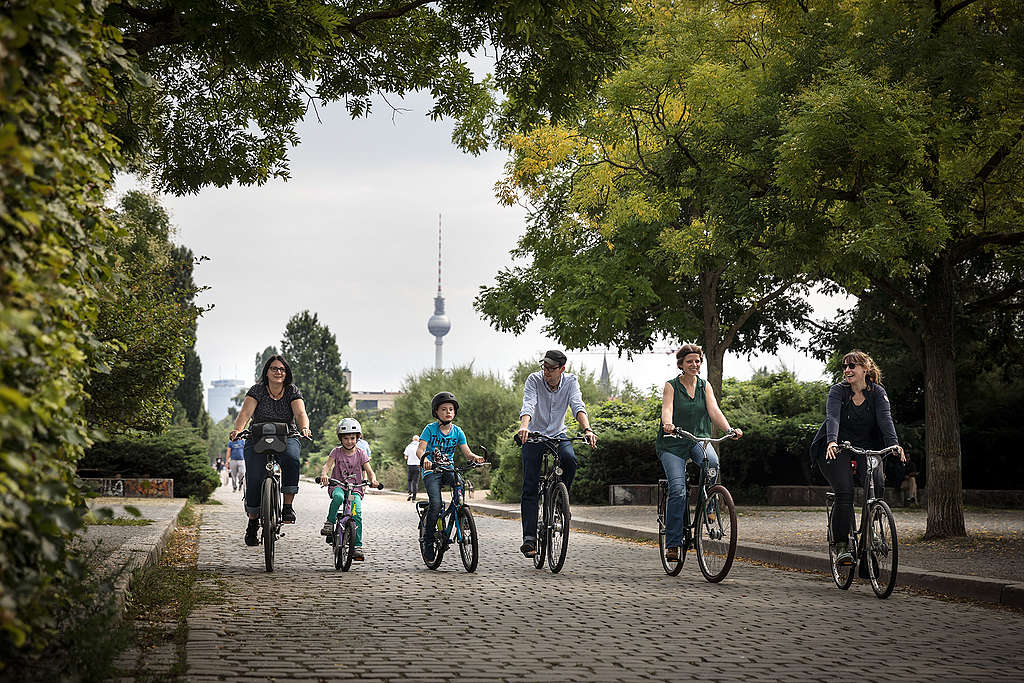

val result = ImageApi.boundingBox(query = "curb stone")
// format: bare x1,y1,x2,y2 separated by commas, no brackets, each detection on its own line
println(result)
469,500,1023,607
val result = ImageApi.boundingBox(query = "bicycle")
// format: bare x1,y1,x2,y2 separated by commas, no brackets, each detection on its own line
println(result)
825,442,901,599
315,476,384,571
237,423,313,572
515,432,591,574
657,429,739,582
416,450,489,572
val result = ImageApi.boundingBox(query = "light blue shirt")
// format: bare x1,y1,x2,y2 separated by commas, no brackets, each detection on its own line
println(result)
520,371,586,437
356,438,371,459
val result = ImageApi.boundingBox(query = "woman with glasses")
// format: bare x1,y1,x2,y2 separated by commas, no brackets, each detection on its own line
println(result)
230,355,313,545
810,349,905,566
656,344,742,563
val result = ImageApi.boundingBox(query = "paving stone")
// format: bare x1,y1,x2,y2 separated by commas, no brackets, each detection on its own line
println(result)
185,483,1024,682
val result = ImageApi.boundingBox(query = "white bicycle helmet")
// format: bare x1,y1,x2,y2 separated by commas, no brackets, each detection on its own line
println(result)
337,417,362,438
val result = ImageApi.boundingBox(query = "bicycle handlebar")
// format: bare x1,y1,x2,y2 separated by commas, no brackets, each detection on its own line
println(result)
315,477,384,490
835,442,901,458
665,428,738,444
234,428,314,446
514,431,593,446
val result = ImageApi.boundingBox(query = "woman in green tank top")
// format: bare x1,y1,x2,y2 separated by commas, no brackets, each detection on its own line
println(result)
656,344,743,561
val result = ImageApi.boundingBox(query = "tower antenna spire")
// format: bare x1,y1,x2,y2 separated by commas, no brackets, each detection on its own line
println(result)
427,213,451,369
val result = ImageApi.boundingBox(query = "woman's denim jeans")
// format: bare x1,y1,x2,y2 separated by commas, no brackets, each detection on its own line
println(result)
243,436,301,516
659,443,719,548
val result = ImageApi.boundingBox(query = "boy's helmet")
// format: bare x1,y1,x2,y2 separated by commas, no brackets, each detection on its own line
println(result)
431,391,459,418
337,417,362,437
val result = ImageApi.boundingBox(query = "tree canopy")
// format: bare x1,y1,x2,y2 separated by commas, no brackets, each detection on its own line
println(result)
103,0,631,194
476,0,812,396
281,311,350,439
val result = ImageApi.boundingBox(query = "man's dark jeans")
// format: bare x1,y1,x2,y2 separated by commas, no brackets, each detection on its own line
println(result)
520,437,577,542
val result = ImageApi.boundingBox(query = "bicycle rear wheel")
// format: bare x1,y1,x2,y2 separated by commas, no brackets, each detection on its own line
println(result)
826,494,854,590
339,521,356,572
695,485,737,582
419,515,444,570
547,482,571,574
657,481,683,576
533,491,547,570
458,507,479,573
867,500,898,599
261,478,276,572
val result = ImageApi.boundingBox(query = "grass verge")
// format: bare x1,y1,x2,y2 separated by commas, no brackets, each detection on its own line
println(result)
117,501,225,681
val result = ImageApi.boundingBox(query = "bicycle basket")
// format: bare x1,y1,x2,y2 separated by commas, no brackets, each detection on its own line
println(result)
252,422,289,454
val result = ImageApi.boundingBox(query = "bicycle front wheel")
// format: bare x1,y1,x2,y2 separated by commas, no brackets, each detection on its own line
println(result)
695,485,737,582
657,481,683,576
533,491,547,570
867,500,898,599
339,521,356,572
826,494,854,590
547,482,571,574
261,478,276,572
458,507,479,573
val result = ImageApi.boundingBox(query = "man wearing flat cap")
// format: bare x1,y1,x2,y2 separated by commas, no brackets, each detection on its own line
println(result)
516,350,597,558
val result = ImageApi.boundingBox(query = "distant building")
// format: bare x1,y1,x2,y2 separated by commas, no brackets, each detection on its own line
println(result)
208,379,246,421
344,367,402,412
427,215,451,369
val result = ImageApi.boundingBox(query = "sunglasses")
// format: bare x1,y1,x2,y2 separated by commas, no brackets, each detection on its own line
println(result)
842,362,859,370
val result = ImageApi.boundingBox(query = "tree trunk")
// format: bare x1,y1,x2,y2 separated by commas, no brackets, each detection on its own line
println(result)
921,254,967,538
699,270,725,400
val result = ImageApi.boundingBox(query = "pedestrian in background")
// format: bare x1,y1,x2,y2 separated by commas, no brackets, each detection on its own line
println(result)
226,436,246,492
404,435,421,500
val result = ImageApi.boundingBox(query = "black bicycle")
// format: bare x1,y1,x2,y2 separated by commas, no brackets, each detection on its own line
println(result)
515,432,591,574
826,442,901,599
315,477,383,571
417,451,489,572
238,423,312,572
657,429,739,582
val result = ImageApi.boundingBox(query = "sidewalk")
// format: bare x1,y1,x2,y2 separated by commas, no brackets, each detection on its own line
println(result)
79,497,186,613
460,491,1024,607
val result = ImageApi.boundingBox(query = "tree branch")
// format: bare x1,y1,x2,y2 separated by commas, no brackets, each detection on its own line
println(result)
975,123,1024,184
954,230,1024,263
931,0,980,34
344,0,438,31
965,281,1024,313
720,277,802,350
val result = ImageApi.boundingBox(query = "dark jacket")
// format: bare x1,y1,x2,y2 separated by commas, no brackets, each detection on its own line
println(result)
809,381,899,466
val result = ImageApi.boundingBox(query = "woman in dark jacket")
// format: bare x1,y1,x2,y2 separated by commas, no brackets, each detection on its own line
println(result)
810,349,905,566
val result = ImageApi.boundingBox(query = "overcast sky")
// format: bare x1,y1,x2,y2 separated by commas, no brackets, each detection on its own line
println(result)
115,91,839,401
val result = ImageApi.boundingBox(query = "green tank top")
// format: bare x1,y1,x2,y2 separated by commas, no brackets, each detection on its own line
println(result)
655,376,712,457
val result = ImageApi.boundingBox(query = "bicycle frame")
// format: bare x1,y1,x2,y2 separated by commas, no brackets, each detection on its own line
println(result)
657,429,739,581
826,442,901,597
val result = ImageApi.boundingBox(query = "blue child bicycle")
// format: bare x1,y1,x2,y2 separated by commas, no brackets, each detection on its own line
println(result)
417,451,489,572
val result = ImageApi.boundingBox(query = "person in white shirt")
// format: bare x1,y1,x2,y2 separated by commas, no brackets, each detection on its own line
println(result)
404,435,421,500
516,350,597,558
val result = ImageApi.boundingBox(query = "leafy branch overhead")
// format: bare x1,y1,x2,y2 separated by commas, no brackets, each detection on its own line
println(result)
105,0,631,194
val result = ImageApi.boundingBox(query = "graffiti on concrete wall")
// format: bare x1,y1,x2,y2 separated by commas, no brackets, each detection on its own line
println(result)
81,478,174,498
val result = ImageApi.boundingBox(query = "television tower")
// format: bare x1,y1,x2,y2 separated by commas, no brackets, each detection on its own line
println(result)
427,214,451,369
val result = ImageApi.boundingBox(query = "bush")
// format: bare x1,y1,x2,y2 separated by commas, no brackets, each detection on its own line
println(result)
80,427,220,501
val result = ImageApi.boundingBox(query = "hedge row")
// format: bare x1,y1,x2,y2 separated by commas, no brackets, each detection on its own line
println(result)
80,428,219,501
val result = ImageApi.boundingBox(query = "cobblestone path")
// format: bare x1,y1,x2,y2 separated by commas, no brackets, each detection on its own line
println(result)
187,482,1024,682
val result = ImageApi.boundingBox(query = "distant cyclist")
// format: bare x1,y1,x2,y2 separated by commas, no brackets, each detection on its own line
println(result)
516,350,596,558
656,344,742,563
229,355,313,546
809,349,905,567
226,436,246,492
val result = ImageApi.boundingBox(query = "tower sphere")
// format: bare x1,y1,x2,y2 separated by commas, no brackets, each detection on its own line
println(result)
428,312,451,337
